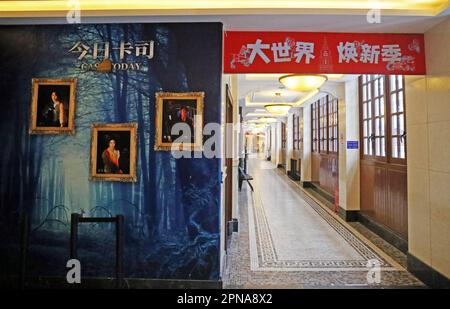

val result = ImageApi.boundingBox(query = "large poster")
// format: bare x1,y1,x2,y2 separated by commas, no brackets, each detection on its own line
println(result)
224,31,426,75
0,23,222,282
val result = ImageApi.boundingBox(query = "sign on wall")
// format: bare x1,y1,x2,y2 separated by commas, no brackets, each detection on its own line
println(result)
68,40,154,72
347,141,359,150
224,31,426,75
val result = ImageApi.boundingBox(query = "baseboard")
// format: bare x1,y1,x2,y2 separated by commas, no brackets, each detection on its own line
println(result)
358,213,408,253
310,183,335,204
337,207,359,222
300,181,312,188
287,171,300,181
232,218,238,233
407,253,450,288
0,276,223,289
306,191,357,222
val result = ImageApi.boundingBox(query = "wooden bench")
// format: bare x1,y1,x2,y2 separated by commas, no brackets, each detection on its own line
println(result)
238,166,254,192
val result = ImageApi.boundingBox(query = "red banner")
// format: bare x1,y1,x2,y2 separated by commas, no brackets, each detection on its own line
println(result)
224,31,426,75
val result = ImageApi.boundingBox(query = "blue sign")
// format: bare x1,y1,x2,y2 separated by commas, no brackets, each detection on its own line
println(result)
347,141,359,149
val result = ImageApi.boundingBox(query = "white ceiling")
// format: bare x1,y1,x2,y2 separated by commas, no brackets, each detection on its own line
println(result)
0,12,448,34
237,74,357,121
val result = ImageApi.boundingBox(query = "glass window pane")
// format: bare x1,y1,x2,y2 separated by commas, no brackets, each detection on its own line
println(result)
390,75,396,91
379,77,385,95
399,114,405,134
380,97,385,115
391,93,397,113
398,91,404,112
381,137,385,157
375,98,380,116
398,76,403,89
392,115,398,135
380,117,385,136
400,140,405,159
367,83,372,100
392,137,398,158
375,78,379,97
375,138,380,156
375,118,380,135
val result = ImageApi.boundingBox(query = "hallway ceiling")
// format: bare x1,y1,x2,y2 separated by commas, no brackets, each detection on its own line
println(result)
1,1,449,34
1,0,449,17
237,74,354,122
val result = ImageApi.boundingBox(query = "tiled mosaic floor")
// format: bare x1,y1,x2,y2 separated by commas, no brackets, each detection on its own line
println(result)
222,158,425,289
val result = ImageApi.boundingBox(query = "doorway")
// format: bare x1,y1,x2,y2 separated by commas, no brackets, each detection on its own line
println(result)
224,84,234,249
359,74,408,248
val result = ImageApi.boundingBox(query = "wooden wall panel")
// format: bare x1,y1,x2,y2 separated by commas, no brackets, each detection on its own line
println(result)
360,163,375,217
360,162,408,240
312,153,321,183
312,153,339,195
387,167,408,240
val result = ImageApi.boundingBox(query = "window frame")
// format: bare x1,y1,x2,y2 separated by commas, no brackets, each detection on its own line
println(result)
388,75,407,164
359,74,407,165
328,96,339,154
311,95,338,155
311,101,319,153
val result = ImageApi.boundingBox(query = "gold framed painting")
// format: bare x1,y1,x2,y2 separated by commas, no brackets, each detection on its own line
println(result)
155,91,204,151
29,78,77,134
89,123,138,182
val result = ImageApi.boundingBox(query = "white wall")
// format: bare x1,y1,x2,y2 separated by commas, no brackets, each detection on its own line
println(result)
286,111,293,171
406,16,450,280
219,74,228,277
270,123,277,163
220,74,241,277
229,75,240,221
341,78,360,211
301,104,312,182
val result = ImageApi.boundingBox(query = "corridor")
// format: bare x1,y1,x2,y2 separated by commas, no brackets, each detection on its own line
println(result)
223,156,424,288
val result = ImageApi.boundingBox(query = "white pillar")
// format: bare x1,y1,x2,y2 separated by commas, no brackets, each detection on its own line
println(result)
341,78,360,211
302,104,312,182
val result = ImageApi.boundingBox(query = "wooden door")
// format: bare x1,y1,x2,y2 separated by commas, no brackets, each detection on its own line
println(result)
225,84,233,248
311,95,339,197
359,75,408,240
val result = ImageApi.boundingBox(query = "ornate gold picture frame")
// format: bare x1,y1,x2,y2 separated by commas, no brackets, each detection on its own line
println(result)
29,78,77,134
155,91,204,151
90,123,138,182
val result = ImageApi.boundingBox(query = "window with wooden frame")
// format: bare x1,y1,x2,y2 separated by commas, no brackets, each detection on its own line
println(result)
298,113,304,154
389,75,406,162
359,74,406,163
281,121,287,149
311,95,339,155
311,101,319,153
293,114,301,150
319,96,328,153
328,96,339,154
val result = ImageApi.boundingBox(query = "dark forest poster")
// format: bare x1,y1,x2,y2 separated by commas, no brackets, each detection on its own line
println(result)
0,23,222,283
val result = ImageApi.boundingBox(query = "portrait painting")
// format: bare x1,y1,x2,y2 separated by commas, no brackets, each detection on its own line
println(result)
155,92,204,151
29,78,77,134
90,123,138,182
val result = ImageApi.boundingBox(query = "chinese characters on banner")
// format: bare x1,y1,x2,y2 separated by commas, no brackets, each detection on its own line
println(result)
224,31,426,75
68,40,154,72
